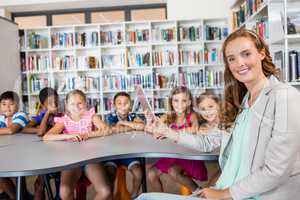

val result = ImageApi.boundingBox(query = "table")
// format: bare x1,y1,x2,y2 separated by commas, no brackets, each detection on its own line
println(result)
0,131,219,199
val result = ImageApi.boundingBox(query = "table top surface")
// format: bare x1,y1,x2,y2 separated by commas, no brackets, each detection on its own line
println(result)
0,131,219,177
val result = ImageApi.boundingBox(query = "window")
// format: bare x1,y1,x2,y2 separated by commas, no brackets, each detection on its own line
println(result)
91,11,125,23
14,16,47,29
131,8,166,21
52,13,85,26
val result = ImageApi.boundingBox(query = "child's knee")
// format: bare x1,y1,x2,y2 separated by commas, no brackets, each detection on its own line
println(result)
59,184,73,199
34,176,44,191
147,167,159,181
95,184,111,199
130,165,142,177
167,166,180,179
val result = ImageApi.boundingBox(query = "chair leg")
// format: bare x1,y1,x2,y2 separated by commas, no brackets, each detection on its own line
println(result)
43,175,54,200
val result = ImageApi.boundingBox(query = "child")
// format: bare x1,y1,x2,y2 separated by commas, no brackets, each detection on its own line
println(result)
0,91,29,199
104,92,145,199
196,92,221,134
147,86,207,194
23,87,62,200
43,89,112,200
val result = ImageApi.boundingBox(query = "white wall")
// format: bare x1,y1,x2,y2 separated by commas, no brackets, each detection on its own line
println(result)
0,8,11,19
167,0,230,20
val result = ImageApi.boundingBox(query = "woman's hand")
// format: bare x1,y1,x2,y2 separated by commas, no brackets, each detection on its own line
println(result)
197,188,231,199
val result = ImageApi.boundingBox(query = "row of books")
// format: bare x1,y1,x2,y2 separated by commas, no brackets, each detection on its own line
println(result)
100,30,123,45
77,56,99,69
126,29,150,43
87,97,101,113
204,48,223,64
51,32,74,48
29,76,50,93
75,32,99,47
178,49,202,65
205,25,228,40
127,52,151,67
253,16,269,40
205,70,224,87
27,32,48,49
26,55,50,72
179,69,205,89
289,50,300,82
102,73,153,91
178,25,202,41
152,50,175,66
232,0,265,29
152,27,176,42
153,72,177,89
153,97,168,111
54,75,100,93
52,55,75,71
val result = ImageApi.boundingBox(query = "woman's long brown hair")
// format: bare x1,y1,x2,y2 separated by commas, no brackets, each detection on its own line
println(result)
221,28,280,129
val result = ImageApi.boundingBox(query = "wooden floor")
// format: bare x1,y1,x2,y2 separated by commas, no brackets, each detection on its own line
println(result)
23,159,219,200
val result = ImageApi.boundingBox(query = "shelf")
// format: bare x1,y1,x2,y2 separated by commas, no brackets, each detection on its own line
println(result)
177,41,203,45
151,41,177,45
153,65,178,69
204,63,224,67
102,67,126,71
203,40,224,44
126,42,150,47
100,44,126,48
153,88,172,92
206,86,224,89
23,70,50,74
288,81,300,86
286,34,300,43
245,3,268,24
127,66,152,70
23,48,50,52
51,68,100,73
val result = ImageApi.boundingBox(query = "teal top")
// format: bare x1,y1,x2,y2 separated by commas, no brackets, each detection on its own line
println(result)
215,92,261,200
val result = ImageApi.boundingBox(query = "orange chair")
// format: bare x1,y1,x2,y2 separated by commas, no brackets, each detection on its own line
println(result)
179,184,192,196
114,166,131,200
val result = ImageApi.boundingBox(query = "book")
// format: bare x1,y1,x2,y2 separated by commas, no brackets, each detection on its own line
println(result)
178,49,202,65
152,27,176,42
100,30,123,45
75,31,99,47
51,32,74,48
126,29,149,43
178,25,202,41
152,50,175,66
27,32,48,49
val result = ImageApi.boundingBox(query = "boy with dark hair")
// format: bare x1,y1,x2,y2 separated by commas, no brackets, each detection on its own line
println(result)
0,91,29,200
105,91,145,198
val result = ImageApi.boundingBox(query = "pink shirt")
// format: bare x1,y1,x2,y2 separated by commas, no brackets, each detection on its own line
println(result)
54,108,95,134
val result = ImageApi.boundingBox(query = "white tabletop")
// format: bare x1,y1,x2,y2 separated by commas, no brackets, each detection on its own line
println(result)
0,131,219,177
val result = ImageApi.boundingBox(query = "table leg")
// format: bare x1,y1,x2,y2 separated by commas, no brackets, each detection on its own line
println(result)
140,157,147,193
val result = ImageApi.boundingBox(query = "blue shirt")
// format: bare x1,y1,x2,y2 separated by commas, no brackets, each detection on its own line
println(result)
105,112,137,125
0,111,29,129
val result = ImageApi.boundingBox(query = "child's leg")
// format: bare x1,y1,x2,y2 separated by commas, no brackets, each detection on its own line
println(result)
85,163,111,200
103,162,117,197
128,163,142,198
0,177,16,199
60,167,82,200
167,165,198,192
34,175,45,200
147,166,163,192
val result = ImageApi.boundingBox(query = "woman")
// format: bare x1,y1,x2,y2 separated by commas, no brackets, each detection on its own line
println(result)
138,28,300,199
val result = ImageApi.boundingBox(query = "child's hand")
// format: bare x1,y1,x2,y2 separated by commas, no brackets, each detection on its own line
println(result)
66,134,86,142
196,187,230,199
153,132,166,140
117,120,129,126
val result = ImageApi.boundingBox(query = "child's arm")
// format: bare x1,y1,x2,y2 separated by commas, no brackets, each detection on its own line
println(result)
0,124,21,135
22,120,39,134
116,116,145,131
87,115,113,139
43,123,74,141
35,111,52,136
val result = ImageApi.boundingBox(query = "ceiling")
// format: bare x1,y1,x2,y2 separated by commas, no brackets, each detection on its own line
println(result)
0,0,166,13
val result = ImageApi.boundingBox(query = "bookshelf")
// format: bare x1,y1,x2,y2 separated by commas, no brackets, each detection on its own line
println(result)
20,18,229,116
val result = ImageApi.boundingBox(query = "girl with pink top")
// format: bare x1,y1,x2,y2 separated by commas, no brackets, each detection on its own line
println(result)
43,89,112,200
147,86,207,194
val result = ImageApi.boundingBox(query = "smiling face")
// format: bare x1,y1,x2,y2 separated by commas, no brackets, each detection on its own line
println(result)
65,94,86,118
0,99,18,117
225,37,266,89
114,95,131,118
198,97,219,124
171,92,191,115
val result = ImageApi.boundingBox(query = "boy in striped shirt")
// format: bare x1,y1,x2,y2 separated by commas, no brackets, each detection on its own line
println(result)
0,91,29,199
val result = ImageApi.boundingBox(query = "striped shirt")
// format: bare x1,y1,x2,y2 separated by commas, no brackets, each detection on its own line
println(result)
0,112,29,129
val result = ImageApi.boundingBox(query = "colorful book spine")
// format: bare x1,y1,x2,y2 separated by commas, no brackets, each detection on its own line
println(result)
26,55,50,72
126,29,149,43
205,70,224,87
75,31,98,47
178,25,202,41
127,51,150,67
87,97,100,113
100,30,123,45
52,55,75,70
178,49,202,65
255,16,269,39
51,32,74,48
204,47,222,64
179,69,205,88
27,32,48,49
152,27,176,42
103,97,114,112
29,75,50,93
205,25,228,40
152,50,175,66
54,74,100,92
153,72,177,89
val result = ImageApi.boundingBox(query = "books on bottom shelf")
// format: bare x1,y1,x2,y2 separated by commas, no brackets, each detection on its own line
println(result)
102,73,153,91
288,50,300,82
